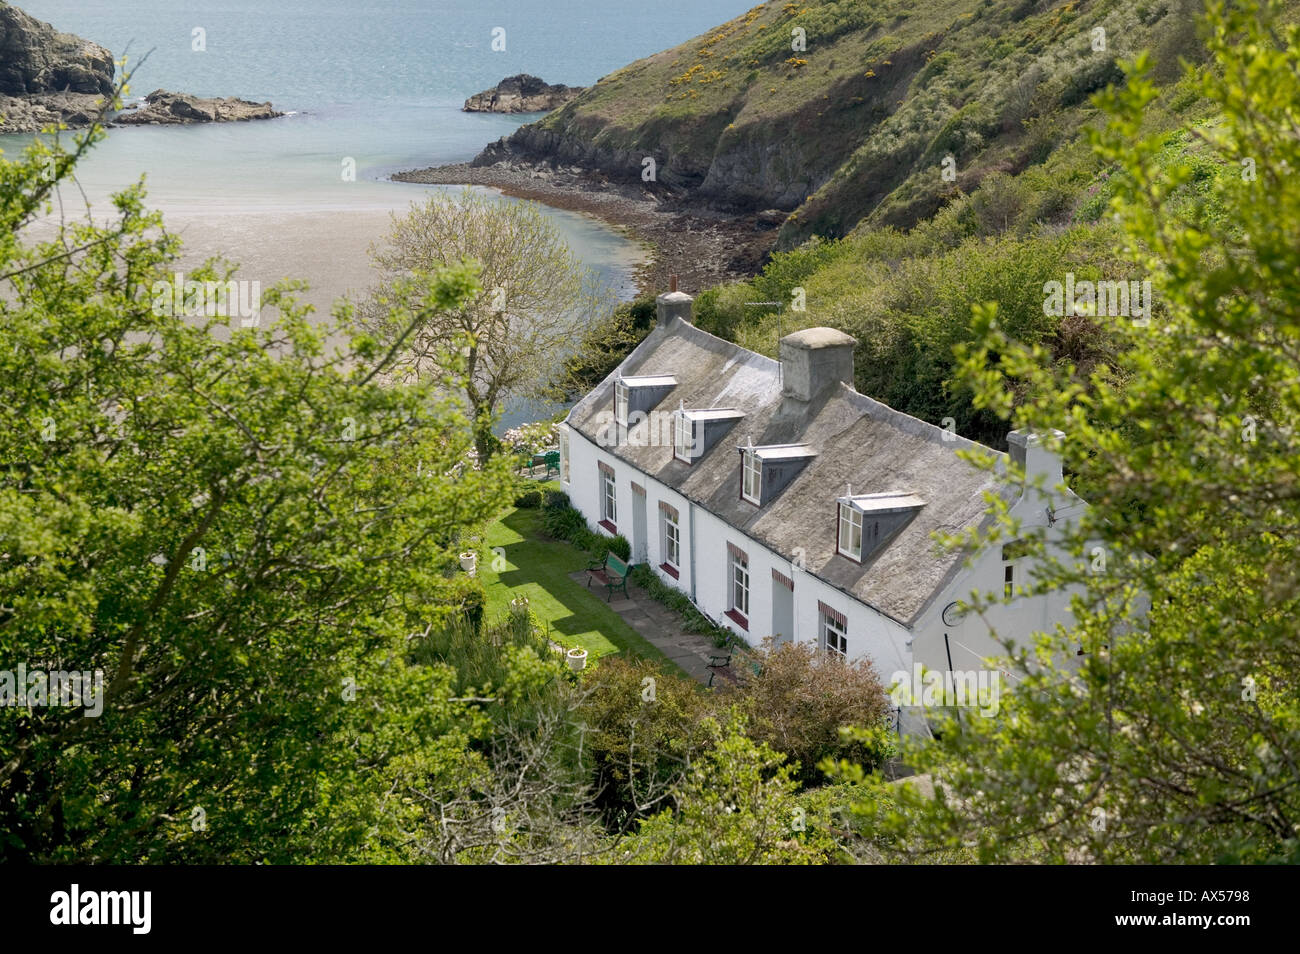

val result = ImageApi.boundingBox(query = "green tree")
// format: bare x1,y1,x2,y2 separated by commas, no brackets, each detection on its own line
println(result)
622,712,835,864
844,0,1300,864
0,110,517,862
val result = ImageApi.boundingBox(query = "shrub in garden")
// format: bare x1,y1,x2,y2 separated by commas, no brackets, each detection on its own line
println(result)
577,657,716,829
719,640,894,784
514,489,543,508
607,534,632,563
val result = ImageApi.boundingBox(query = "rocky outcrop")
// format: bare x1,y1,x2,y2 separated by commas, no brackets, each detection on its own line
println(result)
0,5,282,133
463,74,583,113
112,89,282,125
0,2,113,96
0,1,115,132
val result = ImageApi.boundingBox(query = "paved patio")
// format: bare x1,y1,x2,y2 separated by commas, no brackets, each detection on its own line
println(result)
568,570,722,684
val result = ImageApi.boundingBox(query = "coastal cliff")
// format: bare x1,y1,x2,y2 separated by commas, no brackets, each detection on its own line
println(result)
0,2,282,132
460,0,1204,249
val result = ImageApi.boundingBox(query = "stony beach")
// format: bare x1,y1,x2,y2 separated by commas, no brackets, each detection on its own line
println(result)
393,159,778,297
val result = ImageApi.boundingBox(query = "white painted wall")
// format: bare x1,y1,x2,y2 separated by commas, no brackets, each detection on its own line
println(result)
565,429,913,680
911,486,1088,677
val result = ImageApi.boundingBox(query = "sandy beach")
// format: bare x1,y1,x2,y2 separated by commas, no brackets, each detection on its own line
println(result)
164,208,394,333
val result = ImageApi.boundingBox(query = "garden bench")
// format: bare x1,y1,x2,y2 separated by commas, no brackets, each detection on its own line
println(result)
706,650,760,688
585,551,630,601
707,654,737,688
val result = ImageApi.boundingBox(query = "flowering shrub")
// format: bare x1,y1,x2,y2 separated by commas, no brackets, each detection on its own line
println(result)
501,421,558,457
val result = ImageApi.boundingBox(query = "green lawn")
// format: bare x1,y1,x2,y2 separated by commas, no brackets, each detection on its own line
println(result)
478,488,683,674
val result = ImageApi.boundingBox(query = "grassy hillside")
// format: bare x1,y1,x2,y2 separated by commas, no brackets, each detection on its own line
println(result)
555,0,1282,459
503,0,1207,246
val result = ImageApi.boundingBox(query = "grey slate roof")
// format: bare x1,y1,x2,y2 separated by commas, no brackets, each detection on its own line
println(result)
565,318,1015,626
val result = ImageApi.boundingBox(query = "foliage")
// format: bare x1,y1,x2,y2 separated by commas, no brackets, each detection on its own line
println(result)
355,191,614,461
621,711,839,864
845,0,1300,865
513,488,543,508
720,640,894,784
0,106,519,862
576,656,714,830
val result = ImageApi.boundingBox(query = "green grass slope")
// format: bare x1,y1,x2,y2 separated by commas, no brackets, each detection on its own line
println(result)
492,0,1206,247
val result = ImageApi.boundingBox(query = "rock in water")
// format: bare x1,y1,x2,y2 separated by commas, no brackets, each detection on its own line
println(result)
463,74,584,113
113,89,283,125
0,0,115,132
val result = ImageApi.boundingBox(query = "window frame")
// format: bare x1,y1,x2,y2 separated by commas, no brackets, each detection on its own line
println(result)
822,612,848,659
741,449,762,504
673,411,694,463
614,380,629,427
600,467,617,528
728,547,749,620
837,500,863,560
661,508,680,570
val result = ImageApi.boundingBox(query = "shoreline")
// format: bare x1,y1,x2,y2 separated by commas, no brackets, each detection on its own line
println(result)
392,161,776,298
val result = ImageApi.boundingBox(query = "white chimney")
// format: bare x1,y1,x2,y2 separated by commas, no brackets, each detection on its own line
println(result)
1007,429,1066,489
656,290,693,327
779,327,857,402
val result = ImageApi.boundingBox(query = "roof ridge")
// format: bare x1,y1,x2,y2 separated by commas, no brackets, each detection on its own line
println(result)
834,382,1004,459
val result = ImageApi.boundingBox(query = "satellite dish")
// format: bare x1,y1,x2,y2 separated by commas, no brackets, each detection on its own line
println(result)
941,601,964,627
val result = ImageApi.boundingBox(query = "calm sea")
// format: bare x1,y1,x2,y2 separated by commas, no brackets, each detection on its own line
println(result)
11,0,749,214
7,0,752,425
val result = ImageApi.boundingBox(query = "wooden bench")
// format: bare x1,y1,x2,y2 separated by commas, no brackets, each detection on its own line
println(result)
585,551,630,601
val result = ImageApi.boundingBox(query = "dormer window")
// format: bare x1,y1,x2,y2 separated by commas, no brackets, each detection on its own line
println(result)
835,490,926,563
612,374,677,437
741,447,762,504
674,404,744,464
674,411,693,463
614,380,629,426
737,441,815,506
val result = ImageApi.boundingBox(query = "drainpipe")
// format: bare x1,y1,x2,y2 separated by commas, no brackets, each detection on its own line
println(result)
688,501,697,603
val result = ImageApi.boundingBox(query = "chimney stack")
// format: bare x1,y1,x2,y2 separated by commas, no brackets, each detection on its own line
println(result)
656,288,693,327
779,327,857,402
1007,429,1066,489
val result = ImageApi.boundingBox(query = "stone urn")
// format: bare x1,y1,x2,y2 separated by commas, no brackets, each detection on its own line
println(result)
566,647,588,672
459,551,477,576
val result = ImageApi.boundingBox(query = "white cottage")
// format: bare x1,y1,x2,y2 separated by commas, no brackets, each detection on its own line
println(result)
558,289,1087,722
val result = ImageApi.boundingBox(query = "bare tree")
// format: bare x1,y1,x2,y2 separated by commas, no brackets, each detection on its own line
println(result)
356,191,613,462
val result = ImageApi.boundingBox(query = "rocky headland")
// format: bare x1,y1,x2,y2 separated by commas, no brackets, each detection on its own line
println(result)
463,74,583,113
0,2,281,133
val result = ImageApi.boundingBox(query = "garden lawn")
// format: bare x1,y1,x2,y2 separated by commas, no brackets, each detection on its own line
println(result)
478,490,683,674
